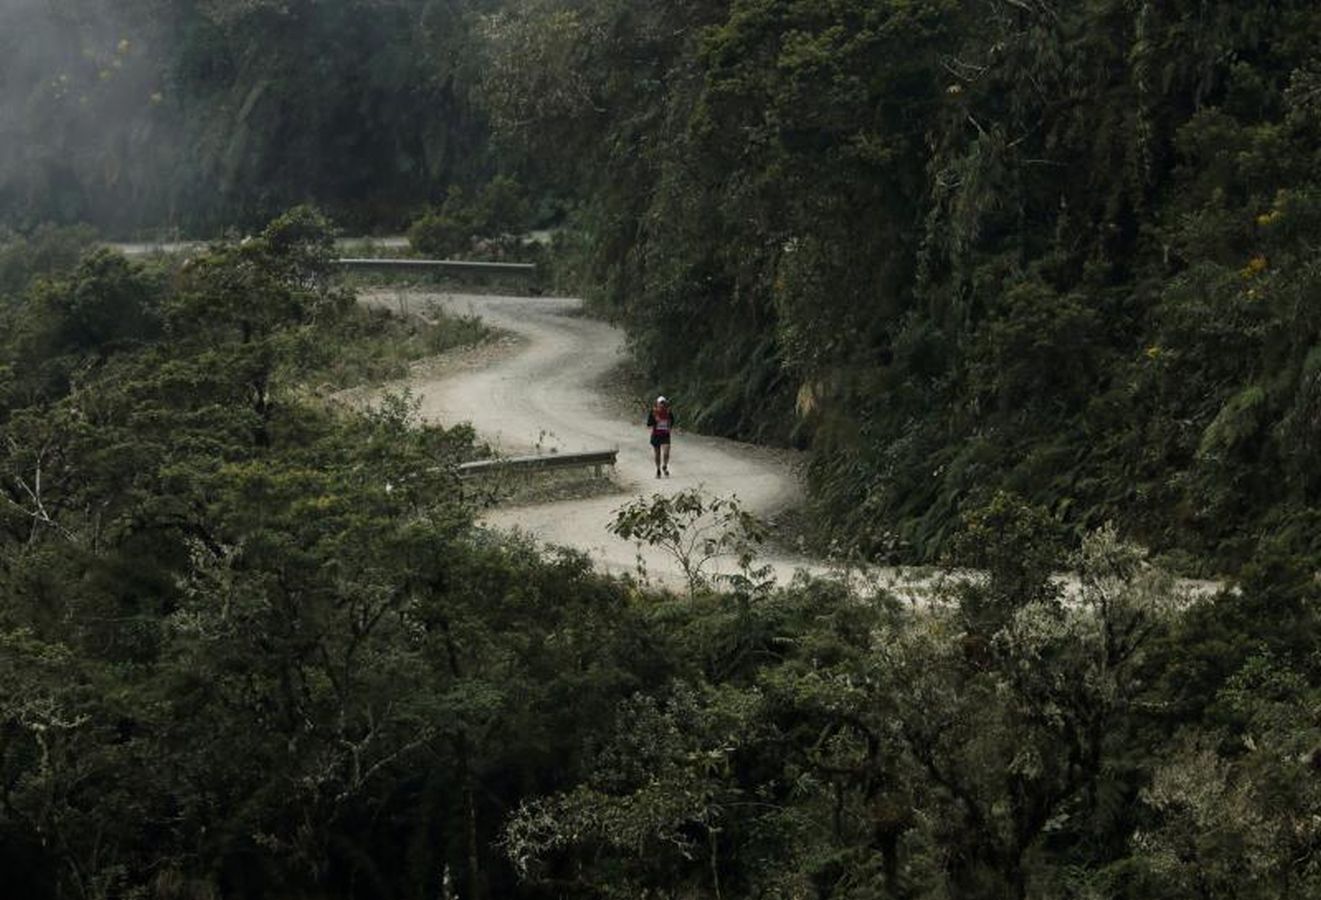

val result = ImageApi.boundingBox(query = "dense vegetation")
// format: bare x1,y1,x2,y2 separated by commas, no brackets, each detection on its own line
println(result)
4,1,1321,897
12,0,1314,569
0,0,498,233
482,0,1321,570
1,218,1319,899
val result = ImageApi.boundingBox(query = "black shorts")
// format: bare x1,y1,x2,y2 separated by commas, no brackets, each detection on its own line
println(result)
650,433,671,447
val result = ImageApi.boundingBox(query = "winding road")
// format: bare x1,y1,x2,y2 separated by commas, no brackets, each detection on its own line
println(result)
362,290,835,589
109,239,840,588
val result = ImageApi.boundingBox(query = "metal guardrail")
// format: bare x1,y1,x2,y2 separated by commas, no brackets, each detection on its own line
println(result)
458,449,617,478
335,258,537,277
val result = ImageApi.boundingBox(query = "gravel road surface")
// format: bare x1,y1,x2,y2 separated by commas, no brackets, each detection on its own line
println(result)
361,290,836,589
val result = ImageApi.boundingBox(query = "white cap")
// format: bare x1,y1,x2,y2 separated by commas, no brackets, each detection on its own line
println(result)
656,395,667,404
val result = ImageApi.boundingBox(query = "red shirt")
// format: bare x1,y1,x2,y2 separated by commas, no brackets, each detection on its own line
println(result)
647,407,674,437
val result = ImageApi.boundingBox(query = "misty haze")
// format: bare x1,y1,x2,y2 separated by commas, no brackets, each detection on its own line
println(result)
2,2,1320,899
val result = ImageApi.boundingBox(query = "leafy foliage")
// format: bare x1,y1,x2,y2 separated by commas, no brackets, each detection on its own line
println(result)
5,1,1321,897
483,0,1321,571
608,488,770,596
407,175,538,259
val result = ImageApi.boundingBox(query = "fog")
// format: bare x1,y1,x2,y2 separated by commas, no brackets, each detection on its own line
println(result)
0,0,183,234
0,0,490,238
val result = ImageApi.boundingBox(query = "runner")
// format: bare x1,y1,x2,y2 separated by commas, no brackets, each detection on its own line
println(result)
646,395,675,478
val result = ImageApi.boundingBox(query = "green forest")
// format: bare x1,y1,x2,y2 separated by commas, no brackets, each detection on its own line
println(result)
3,0,1321,898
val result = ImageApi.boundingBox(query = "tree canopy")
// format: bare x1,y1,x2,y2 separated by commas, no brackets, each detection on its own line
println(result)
4,1,1321,897
482,0,1321,571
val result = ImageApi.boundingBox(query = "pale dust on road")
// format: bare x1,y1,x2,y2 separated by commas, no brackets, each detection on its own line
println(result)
309,283,1224,601
357,288,869,591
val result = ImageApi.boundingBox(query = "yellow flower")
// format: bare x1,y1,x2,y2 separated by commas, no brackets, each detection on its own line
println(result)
1240,255,1268,278
1145,345,1162,360
1256,210,1280,227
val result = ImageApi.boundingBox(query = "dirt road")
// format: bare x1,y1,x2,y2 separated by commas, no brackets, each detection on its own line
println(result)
361,290,837,589
109,236,411,256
